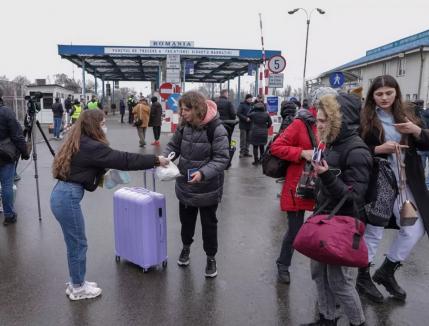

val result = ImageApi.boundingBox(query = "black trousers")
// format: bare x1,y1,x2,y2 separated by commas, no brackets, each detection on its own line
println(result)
276,210,305,267
128,108,133,124
152,126,161,141
120,112,125,123
179,202,218,257
253,145,265,161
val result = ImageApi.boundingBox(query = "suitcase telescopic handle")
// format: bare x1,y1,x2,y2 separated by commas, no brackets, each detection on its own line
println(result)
143,169,156,191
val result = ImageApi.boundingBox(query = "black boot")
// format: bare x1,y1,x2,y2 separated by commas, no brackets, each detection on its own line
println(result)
373,257,406,301
356,264,384,303
300,314,338,326
277,264,290,284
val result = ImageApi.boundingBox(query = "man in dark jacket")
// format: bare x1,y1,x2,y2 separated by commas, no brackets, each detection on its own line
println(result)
127,95,136,124
215,89,236,144
0,96,29,225
149,96,163,146
237,94,253,158
64,95,72,125
52,98,64,140
119,99,126,123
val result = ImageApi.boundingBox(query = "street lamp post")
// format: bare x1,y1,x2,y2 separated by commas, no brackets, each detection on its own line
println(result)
288,8,325,99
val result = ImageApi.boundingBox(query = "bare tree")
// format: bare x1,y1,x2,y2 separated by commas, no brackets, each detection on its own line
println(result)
54,73,81,93
12,75,30,86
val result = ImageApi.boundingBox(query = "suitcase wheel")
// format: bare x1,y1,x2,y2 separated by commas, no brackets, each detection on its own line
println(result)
115,255,120,262
162,260,168,268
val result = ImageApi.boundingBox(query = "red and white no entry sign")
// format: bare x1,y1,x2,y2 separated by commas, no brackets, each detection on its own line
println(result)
268,55,287,74
159,83,181,100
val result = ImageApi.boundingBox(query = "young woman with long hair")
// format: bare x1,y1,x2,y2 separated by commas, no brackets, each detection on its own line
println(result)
357,75,429,303
50,109,168,301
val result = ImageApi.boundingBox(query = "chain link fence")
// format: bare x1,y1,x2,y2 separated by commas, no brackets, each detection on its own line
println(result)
0,80,27,122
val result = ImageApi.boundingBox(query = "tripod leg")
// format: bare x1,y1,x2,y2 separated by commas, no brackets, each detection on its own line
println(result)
31,125,43,221
36,120,55,157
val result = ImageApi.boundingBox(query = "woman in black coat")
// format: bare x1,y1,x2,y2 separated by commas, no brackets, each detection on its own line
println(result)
357,75,429,303
302,93,372,326
149,96,163,145
248,102,272,165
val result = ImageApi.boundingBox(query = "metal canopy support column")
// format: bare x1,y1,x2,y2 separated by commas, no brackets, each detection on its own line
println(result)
101,76,105,99
94,70,98,96
112,81,115,106
82,59,86,99
227,80,230,93
237,75,241,107
255,65,259,96
211,83,215,99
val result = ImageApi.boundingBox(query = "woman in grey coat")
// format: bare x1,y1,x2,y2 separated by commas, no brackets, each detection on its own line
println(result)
163,91,229,278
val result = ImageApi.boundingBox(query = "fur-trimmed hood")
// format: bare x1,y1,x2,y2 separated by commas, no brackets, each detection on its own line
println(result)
318,93,362,145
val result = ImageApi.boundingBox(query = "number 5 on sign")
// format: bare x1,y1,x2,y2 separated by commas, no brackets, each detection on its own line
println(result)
268,55,287,74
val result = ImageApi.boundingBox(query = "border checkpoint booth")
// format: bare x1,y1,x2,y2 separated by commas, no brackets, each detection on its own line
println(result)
57,42,282,134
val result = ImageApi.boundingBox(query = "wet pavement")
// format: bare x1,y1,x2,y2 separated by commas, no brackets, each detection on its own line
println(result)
1,115,428,326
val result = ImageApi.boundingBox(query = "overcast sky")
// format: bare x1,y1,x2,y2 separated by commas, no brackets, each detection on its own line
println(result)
2,0,428,93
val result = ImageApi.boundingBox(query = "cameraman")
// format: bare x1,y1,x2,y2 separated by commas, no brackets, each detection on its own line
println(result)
0,95,29,226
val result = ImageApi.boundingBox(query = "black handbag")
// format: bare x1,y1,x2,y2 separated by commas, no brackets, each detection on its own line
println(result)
295,121,317,199
261,137,289,178
0,138,19,162
133,118,143,127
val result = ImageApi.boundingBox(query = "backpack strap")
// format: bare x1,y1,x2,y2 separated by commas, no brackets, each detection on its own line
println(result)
297,117,317,148
206,118,222,143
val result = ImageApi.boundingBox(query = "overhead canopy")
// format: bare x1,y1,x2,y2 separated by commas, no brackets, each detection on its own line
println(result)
58,45,281,83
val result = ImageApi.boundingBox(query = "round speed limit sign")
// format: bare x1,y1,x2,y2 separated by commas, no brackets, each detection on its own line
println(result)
268,55,287,74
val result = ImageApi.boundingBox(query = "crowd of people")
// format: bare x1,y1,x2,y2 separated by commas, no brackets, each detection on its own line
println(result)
1,76,428,325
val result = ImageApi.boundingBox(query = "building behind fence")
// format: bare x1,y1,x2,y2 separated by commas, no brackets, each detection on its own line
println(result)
0,80,27,122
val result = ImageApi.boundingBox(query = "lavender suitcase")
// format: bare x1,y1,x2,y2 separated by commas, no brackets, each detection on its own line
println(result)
113,171,167,272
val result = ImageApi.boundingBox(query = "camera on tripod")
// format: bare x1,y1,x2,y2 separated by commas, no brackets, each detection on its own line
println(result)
24,92,43,115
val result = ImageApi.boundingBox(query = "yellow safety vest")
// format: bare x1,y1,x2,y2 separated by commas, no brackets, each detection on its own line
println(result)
72,105,82,119
87,101,98,110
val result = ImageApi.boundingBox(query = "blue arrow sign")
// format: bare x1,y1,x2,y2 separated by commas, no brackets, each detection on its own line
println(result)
329,72,345,88
166,93,181,112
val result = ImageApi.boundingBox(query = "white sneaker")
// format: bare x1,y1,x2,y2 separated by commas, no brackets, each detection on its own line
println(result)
68,282,102,301
66,281,98,296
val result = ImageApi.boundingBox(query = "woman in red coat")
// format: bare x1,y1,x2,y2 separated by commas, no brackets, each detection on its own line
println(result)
271,88,337,284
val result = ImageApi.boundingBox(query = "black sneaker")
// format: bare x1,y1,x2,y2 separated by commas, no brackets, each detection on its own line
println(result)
177,247,190,266
205,257,217,278
3,214,17,226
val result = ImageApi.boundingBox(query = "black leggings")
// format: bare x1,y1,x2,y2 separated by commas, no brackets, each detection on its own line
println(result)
277,210,305,267
153,126,161,141
253,145,265,161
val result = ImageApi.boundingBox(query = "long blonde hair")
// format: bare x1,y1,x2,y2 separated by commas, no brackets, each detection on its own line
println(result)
52,110,107,179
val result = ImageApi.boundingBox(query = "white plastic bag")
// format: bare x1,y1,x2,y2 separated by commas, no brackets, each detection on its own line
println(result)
156,152,181,181
102,169,131,189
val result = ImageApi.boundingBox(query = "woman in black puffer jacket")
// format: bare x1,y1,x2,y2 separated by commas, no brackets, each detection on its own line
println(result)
248,102,272,165
301,93,372,326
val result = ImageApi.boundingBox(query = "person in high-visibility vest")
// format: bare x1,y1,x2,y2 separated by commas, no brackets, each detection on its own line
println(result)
71,99,82,124
87,96,99,110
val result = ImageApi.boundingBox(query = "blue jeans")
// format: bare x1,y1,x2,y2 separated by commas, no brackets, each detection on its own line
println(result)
420,151,429,188
0,163,16,218
50,181,87,285
53,117,62,138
